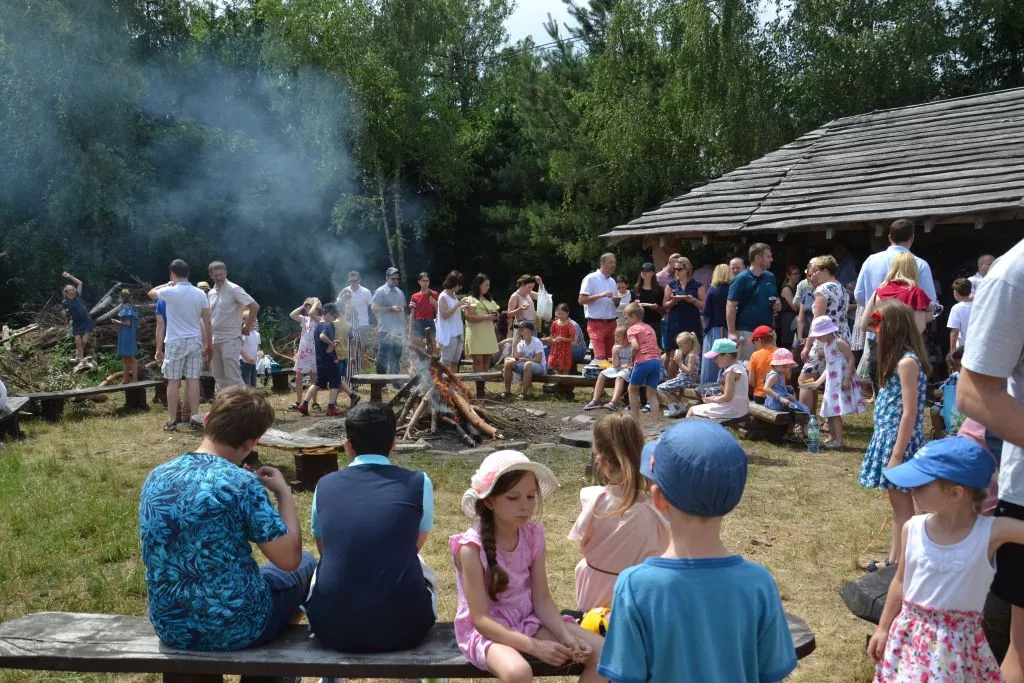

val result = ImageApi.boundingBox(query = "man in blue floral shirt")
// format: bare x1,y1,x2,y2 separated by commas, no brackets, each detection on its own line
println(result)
139,387,315,653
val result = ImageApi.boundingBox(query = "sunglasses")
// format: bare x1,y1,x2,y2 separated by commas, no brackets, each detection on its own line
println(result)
673,267,686,271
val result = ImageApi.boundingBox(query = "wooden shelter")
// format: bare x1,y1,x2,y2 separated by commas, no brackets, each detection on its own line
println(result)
604,87,1024,265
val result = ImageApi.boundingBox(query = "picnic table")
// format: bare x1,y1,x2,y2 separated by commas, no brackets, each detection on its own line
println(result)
257,427,345,491
352,373,502,402
23,380,166,422
0,397,29,440
0,611,814,681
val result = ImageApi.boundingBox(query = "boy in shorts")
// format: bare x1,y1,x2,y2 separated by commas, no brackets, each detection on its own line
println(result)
299,303,358,417
624,302,662,421
599,420,797,682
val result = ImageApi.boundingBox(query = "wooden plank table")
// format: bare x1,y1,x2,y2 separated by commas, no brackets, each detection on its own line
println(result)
0,611,814,680
257,428,344,491
352,373,502,402
0,397,30,440
23,380,166,422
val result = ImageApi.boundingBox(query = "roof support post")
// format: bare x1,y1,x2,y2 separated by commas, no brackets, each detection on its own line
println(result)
975,217,985,230
924,218,936,233
874,223,884,237
777,233,786,242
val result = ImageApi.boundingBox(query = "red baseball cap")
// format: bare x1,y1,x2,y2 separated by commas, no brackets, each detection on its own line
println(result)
751,325,774,341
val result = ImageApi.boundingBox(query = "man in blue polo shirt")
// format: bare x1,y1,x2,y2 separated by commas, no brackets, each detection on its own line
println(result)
727,243,781,361
306,402,436,653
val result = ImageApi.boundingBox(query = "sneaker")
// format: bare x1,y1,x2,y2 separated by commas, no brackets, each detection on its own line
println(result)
325,405,343,417
641,403,651,413
312,402,323,412
349,393,361,408
298,403,310,416
583,400,603,410
665,405,685,419
287,402,301,412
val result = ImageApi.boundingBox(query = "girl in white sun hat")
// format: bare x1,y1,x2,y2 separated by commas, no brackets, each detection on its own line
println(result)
450,451,605,681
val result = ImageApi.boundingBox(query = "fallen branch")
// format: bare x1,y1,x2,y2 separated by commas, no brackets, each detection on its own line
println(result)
450,389,500,440
269,338,296,364
441,416,475,447
403,389,433,441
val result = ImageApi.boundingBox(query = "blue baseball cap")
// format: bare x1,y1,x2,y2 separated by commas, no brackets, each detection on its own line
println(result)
884,437,996,490
640,421,748,517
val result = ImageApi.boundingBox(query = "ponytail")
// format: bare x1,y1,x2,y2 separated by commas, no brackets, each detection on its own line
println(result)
475,500,510,601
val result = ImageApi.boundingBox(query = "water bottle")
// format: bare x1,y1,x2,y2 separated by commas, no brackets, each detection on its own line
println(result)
806,415,821,453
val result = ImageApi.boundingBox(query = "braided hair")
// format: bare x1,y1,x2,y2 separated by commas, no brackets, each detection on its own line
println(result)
474,469,536,601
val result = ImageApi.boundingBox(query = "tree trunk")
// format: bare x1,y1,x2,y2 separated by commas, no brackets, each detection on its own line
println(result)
391,166,407,278
376,166,396,266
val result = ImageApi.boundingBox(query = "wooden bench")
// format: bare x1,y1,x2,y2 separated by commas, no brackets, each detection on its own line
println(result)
270,367,295,394
23,380,166,422
679,389,807,442
353,373,502,403
0,397,30,440
0,611,815,681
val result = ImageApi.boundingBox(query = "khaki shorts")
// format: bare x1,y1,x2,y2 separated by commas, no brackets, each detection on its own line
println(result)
440,335,464,365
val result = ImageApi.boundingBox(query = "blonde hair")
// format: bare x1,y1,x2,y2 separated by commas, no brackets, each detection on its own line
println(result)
675,331,698,354
614,326,628,341
676,257,693,279
810,255,838,275
883,252,920,286
711,264,733,286
623,302,644,319
592,414,647,517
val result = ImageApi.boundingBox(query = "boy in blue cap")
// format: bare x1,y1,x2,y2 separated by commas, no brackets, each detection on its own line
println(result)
598,420,797,683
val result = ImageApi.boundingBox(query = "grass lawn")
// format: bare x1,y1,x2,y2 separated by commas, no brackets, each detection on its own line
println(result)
0,388,890,682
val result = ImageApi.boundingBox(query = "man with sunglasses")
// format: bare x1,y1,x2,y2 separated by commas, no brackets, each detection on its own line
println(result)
371,267,407,379
337,271,373,382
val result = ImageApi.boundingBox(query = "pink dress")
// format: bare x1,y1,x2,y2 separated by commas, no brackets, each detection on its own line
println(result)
568,485,669,611
450,521,574,670
819,339,865,418
294,315,317,374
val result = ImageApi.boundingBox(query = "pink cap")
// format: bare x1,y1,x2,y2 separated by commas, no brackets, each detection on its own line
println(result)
808,315,838,338
770,348,796,366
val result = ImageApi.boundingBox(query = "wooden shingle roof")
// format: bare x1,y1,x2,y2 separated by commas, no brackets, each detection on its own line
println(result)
604,87,1024,241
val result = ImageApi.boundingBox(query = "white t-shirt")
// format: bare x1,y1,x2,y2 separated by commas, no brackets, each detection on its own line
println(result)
516,337,547,372
208,280,256,343
947,301,972,348
339,285,373,328
157,282,210,343
962,238,1024,506
580,270,618,320
435,291,463,346
241,330,261,363
615,290,633,324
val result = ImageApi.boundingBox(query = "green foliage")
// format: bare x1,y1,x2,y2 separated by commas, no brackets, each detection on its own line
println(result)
0,0,1021,323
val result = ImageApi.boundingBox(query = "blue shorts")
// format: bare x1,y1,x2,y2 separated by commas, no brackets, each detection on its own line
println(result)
630,359,663,389
514,361,545,376
316,363,343,389
414,319,435,337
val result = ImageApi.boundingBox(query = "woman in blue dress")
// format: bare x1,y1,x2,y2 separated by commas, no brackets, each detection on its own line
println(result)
662,257,705,378
112,289,139,383
701,264,733,385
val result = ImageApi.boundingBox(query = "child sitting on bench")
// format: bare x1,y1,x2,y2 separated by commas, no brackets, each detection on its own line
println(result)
306,402,437,654
139,387,315,654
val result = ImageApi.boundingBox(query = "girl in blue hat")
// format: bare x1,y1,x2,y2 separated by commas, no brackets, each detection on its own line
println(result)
867,437,1024,682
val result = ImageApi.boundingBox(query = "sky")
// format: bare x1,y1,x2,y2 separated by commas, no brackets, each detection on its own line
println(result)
505,0,574,45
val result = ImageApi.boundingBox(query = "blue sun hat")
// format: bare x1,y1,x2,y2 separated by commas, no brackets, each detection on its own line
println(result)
640,420,748,517
703,337,739,359
884,437,995,490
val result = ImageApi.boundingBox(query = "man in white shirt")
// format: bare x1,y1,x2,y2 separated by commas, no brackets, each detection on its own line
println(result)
337,270,374,381
148,259,213,431
578,253,621,360
958,238,1024,683
207,261,259,391
968,253,995,293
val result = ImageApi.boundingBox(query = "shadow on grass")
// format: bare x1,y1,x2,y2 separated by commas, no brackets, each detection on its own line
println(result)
749,453,789,467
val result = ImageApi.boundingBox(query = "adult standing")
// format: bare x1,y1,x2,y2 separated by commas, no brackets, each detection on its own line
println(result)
726,244,780,361
777,264,802,349
338,270,374,381
794,264,814,351
633,263,664,348
207,261,259,391
371,267,407,377
859,253,932,334
957,238,1024,683
655,253,682,288
798,255,851,411
701,264,733,385
854,219,937,391
578,253,621,361
435,271,470,374
663,257,705,370
729,257,746,278
463,273,501,373
692,259,715,294
148,259,212,431
969,253,996,293
832,243,859,290
507,274,541,343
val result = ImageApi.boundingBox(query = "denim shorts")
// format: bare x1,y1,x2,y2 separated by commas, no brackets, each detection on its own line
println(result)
414,319,435,337
630,359,663,388
514,361,544,376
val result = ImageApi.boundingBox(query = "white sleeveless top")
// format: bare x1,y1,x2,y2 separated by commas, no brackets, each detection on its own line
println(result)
903,513,995,613
435,290,463,346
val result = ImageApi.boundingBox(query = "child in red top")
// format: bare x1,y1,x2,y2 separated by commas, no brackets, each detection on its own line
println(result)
408,272,439,354
624,303,662,421
545,303,576,374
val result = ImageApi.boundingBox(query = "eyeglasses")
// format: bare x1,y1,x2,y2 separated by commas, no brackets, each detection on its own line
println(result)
673,267,685,272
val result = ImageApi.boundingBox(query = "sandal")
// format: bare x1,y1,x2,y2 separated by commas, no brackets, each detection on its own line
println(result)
162,421,178,432
603,401,618,411
823,440,844,450
862,558,897,573
500,392,513,400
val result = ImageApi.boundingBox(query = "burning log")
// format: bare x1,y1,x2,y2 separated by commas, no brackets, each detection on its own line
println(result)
441,416,475,447
403,388,434,441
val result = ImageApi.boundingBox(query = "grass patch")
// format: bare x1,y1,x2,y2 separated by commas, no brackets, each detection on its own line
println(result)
0,389,888,682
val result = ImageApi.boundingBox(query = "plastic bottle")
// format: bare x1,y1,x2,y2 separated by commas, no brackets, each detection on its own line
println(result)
806,415,821,453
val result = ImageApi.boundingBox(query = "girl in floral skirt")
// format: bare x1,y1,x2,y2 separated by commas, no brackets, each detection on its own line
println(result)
288,297,320,410
801,315,865,449
867,437,1018,682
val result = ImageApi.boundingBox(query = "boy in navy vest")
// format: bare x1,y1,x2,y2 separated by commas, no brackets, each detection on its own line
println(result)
306,402,437,652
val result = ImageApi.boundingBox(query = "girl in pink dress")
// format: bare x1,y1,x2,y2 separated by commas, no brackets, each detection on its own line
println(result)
451,451,605,681
288,297,321,410
802,315,865,449
569,414,668,612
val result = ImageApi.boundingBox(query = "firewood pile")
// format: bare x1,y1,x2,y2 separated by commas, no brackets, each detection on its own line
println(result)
394,346,505,446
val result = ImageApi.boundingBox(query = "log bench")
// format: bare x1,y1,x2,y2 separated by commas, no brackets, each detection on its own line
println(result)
353,373,502,403
23,380,166,422
680,389,807,442
0,397,30,440
270,367,295,394
0,611,815,681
